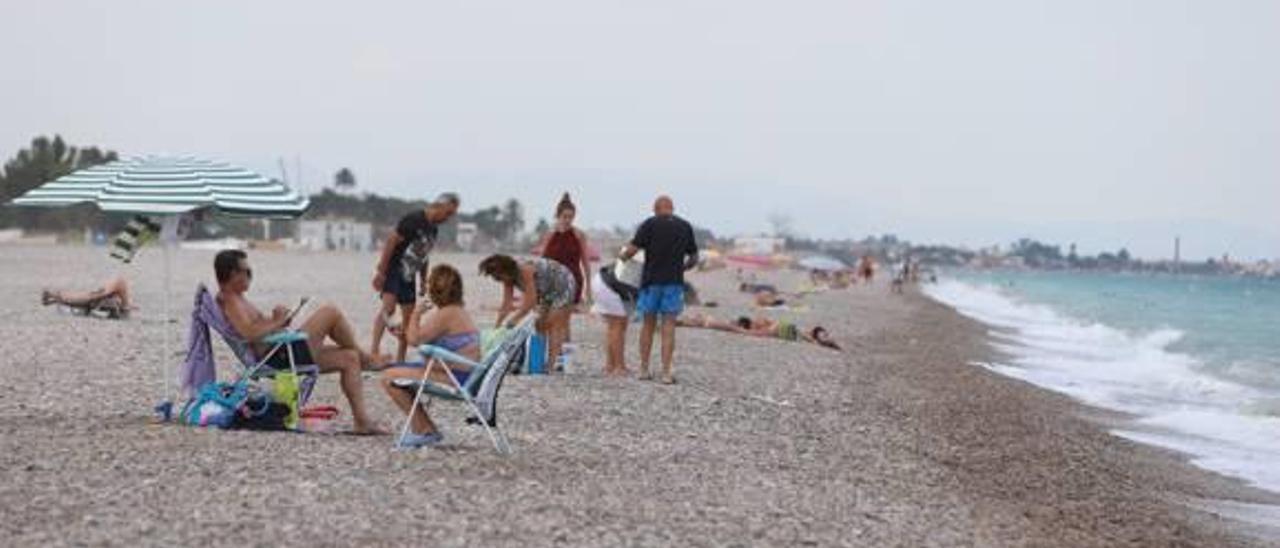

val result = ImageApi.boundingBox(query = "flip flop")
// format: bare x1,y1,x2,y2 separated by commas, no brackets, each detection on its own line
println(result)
340,426,389,437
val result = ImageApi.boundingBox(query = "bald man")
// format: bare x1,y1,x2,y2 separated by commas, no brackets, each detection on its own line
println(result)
620,195,699,384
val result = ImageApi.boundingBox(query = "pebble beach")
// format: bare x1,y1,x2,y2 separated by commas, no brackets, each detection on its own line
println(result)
1,245,1277,547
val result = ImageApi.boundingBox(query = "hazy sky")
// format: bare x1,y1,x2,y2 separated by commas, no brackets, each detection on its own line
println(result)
3,1,1277,259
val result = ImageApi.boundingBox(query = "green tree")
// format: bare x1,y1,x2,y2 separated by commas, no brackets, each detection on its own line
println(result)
0,135,119,231
501,198,524,241
470,206,504,241
333,168,356,190
533,217,551,238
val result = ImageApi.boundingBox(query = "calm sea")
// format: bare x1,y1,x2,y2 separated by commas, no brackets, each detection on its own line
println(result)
925,270,1280,493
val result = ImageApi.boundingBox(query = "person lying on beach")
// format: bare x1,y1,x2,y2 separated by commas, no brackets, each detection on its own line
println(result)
41,276,134,318
381,264,480,448
214,249,386,435
677,312,842,351
480,254,577,372
739,282,778,294
753,289,788,308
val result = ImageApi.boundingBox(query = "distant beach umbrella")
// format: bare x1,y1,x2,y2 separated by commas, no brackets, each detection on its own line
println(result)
798,255,847,272
10,155,308,217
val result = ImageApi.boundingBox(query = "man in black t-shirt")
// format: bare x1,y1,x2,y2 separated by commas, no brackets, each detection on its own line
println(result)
620,195,699,384
371,192,460,362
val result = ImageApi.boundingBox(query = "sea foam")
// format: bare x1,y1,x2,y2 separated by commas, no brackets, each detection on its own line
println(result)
925,279,1280,493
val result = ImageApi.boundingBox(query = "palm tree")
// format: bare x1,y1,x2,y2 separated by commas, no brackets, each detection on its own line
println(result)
333,167,356,191
501,198,524,241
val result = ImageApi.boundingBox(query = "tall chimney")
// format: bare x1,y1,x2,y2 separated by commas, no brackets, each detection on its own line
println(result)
1174,236,1181,272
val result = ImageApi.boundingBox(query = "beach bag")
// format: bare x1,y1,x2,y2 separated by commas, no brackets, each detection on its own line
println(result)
272,373,301,429
232,392,290,431
613,251,644,289
181,381,249,429
524,334,547,375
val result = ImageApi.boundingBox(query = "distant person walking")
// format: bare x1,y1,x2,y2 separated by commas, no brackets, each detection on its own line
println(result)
619,195,699,384
858,255,875,284
371,192,460,363
533,192,593,342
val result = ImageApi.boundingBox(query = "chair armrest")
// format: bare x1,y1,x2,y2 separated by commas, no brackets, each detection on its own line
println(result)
262,330,307,345
417,344,481,368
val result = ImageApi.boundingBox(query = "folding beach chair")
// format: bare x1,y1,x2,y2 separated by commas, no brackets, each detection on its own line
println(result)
182,284,319,412
390,316,536,454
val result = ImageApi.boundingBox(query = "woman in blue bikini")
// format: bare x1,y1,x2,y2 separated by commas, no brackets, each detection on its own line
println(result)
380,264,481,447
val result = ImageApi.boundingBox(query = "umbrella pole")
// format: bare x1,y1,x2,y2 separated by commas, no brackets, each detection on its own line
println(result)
162,240,173,406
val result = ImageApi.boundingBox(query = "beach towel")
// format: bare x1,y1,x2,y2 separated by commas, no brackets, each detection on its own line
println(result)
109,215,161,264
180,285,257,397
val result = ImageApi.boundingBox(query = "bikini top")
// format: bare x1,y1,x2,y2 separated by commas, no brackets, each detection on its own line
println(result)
429,331,480,353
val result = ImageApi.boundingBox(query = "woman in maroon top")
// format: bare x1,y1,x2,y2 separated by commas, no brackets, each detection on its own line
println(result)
535,193,592,307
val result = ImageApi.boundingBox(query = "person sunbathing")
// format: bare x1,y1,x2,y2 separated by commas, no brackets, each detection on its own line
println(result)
753,289,788,308
381,264,481,448
678,312,842,351
41,276,134,318
213,249,385,435
739,282,778,294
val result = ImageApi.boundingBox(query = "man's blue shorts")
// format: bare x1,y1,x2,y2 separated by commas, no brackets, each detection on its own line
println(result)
636,284,684,316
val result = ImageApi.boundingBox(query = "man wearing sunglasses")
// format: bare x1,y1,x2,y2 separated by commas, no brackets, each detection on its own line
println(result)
214,249,385,435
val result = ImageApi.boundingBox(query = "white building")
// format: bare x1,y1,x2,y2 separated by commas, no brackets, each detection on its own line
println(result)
456,222,479,252
732,236,786,255
296,219,372,252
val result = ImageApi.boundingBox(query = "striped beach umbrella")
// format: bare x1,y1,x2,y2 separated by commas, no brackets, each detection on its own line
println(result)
10,155,309,218
8,155,309,418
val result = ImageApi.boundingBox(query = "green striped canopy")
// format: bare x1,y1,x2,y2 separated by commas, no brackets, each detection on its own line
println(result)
10,155,309,218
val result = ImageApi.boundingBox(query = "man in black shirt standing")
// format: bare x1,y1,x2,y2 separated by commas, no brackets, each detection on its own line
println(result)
620,195,699,384
371,192,460,362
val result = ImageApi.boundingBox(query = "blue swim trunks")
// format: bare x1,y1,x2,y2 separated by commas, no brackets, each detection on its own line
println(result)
636,284,684,316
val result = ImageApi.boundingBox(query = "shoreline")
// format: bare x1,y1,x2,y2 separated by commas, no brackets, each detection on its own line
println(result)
911,289,1280,541
0,246,1276,545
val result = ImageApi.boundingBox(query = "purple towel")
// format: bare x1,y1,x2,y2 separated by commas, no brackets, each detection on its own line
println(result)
179,285,256,397
180,284,318,406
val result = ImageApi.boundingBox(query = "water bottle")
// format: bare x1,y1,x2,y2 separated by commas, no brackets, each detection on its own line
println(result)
558,343,577,374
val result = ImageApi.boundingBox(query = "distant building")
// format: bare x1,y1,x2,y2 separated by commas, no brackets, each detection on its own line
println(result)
733,236,786,255
297,219,372,252
456,222,479,252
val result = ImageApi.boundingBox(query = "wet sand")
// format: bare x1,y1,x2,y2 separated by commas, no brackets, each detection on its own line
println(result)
0,245,1276,546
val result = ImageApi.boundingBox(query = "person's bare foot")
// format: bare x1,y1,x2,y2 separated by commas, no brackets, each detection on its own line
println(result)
361,351,392,371
350,422,389,436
